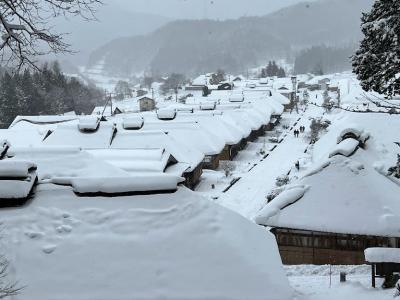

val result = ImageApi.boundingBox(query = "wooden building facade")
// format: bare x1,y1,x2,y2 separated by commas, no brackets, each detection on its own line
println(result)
183,163,203,190
271,227,400,265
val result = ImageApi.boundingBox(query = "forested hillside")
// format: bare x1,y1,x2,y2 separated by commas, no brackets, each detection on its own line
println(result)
87,0,373,76
0,62,103,128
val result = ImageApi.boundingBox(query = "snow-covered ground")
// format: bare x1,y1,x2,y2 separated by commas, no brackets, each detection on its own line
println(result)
287,265,391,300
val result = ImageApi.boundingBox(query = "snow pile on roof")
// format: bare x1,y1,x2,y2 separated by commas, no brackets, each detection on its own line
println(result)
111,131,204,172
10,115,78,129
199,102,216,110
8,147,130,182
365,248,400,263
255,186,308,223
266,97,285,115
312,118,372,162
87,149,174,174
271,91,290,105
122,116,144,130
256,155,400,237
337,125,370,144
157,109,176,120
44,122,116,149
78,116,100,131
0,159,37,200
2,186,292,300
329,138,360,158
0,129,48,147
229,94,244,103
0,160,36,178
70,174,182,195
192,74,209,86
178,114,242,146
141,122,225,156
0,177,37,200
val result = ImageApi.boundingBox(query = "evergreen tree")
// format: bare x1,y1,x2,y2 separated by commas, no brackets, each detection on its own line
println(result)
0,61,103,127
352,0,400,97
277,67,286,78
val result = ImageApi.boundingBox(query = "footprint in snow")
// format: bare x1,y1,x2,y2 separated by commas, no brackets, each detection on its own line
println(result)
42,244,57,254
25,231,45,240
55,225,72,234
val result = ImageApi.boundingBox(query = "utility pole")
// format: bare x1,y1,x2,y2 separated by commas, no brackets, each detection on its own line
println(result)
110,93,113,116
291,76,299,113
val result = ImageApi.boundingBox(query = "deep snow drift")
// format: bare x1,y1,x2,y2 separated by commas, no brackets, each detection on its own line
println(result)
2,186,292,300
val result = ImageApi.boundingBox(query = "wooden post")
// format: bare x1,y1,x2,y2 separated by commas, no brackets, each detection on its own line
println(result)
372,264,376,288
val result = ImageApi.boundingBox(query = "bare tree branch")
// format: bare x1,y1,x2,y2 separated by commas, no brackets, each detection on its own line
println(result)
0,0,102,70
0,255,23,299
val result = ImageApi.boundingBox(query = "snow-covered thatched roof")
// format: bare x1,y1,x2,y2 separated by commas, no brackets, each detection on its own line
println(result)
1,186,292,300
256,155,400,237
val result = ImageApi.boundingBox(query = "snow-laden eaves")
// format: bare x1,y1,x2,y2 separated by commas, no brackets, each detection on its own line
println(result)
365,248,400,263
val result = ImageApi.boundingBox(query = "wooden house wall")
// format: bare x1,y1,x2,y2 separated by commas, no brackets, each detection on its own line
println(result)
272,228,400,265
183,163,203,190
203,154,220,170
220,144,240,161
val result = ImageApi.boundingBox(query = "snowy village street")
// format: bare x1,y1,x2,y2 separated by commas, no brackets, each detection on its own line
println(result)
215,107,316,219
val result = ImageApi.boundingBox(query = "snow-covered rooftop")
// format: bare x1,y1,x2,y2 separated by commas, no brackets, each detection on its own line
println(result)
256,155,400,237
365,248,400,264
1,185,292,300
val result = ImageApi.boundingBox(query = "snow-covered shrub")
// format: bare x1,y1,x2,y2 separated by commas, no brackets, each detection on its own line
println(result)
220,161,236,178
309,118,331,143
388,154,400,179
258,141,267,156
266,188,282,202
275,175,289,187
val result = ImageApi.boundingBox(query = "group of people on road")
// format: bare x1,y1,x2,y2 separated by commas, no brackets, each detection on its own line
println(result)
293,126,306,138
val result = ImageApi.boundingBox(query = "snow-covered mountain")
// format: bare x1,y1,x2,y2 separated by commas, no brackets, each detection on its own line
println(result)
54,5,170,65
86,0,374,76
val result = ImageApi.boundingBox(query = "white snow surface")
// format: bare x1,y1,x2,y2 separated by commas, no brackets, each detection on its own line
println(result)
255,186,309,224
44,122,116,149
3,185,292,300
257,155,400,237
365,248,400,263
157,108,176,120
122,116,144,129
77,116,100,131
69,174,182,194
0,160,36,178
328,138,359,158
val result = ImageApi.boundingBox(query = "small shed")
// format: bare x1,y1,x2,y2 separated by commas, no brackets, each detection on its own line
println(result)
365,248,400,288
138,97,156,112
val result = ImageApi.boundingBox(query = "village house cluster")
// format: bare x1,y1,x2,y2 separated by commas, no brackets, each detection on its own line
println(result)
1,72,400,294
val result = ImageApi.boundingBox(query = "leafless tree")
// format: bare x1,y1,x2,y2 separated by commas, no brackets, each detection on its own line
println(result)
310,92,400,115
0,255,22,298
0,0,102,69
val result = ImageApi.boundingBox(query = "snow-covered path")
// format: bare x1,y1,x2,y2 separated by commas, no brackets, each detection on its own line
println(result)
216,108,318,219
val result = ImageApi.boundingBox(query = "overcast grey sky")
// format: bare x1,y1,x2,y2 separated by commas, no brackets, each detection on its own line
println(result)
112,0,314,20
